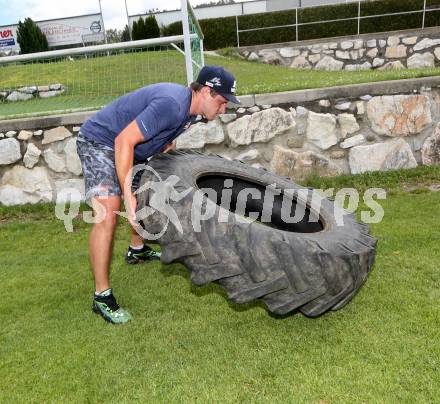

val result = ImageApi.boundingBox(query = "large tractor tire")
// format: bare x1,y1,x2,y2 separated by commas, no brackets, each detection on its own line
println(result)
135,151,377,317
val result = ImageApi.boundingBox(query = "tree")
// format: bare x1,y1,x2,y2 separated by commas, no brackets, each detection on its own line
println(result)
121,24,131,42
132,17,147,40
132,16,159,40
138,17,147,39
105,28,122,43
132,19,139,40
17,18,49,54
144,15,160,39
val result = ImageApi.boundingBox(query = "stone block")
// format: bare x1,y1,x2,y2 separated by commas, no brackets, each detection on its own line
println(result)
270,145,342,180
367,95,432,136
0,138,21,165
306,111,338,150
349,138,417,174
42,126,73,144
227,108,295,147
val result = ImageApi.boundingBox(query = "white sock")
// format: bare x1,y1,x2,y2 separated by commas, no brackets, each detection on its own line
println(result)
130,244,144,250
95,288,111,297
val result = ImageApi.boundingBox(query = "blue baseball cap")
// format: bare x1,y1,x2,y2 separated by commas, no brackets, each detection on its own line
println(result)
196,65,240,104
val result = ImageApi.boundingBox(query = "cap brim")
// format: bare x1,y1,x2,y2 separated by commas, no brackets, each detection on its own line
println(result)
221,93,241,105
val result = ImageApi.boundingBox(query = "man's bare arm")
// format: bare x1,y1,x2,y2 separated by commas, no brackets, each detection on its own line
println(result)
114,120,145,221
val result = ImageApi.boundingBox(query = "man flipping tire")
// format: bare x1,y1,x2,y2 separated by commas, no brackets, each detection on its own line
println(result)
77,66,240,324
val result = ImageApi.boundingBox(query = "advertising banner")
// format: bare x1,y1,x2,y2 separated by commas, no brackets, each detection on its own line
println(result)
0,25,20,52
38,14,104,47
0,13,104,53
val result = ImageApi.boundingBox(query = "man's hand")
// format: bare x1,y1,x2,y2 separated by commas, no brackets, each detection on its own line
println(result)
163,141,176,153
124,191,138,226
123,191,145,236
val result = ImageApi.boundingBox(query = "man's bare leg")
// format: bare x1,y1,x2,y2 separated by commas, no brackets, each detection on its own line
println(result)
89,195,132,324
89,195,121,292
130,226,143,248
126,221,161,264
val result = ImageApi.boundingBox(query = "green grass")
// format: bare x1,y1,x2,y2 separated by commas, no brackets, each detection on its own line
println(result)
301,164,440,195
1,50,440,119
210,55,440,96
1,167,439,402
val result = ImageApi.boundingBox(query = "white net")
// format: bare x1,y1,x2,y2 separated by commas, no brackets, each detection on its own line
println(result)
0,39,188,120
187,0,204,78
182,0,205,84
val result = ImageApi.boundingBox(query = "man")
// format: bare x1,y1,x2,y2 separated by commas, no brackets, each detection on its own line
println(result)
77,65,240,324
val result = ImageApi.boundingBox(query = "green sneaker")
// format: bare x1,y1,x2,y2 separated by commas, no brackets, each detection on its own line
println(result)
125,244,161,264
92,289,132,324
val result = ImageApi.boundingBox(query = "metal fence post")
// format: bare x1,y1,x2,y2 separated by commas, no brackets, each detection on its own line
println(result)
124,0,132,41
236,15,240,48
357,0,361,35
181,0,193,85
296,7,299,41
98,0,108,45
200,39,205,67
422,0,427,29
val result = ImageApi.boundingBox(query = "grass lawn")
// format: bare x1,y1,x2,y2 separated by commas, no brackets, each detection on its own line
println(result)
1,167,439,402
1,49,440,119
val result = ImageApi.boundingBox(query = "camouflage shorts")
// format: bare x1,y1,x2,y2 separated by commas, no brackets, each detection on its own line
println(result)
76,134,122,199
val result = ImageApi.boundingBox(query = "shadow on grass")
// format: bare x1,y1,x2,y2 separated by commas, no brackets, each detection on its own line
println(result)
159,262,266,313
157,260,357,320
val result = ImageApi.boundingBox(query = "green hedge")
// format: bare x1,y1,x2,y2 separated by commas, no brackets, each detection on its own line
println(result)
238,9,297,45
162,16,237,49
423,0,440,28
360,0,423,33
297,3,358,40
161,0,440,50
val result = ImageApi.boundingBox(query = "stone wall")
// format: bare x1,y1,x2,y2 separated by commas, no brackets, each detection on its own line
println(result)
235,27,440,71
177,87,440,178
1,77,440,206
0,125,84,205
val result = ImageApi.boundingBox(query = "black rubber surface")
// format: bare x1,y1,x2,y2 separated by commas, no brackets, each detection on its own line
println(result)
136,151,377,317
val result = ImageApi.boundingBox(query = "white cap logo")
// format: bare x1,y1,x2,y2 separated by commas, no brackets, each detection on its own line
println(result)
210,77,221,86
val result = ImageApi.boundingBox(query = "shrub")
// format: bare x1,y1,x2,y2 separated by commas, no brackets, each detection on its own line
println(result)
161,17,237,50
200,16,237,49
121,25,131,42
360,0,424,33
133,15,160,40
298,2,358,40
239,9,297,45
132,17,146,40
144,15,160,39
17,18,49,54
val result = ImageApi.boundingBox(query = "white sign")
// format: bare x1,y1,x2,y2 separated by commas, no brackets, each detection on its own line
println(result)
38,14,104,47
82,32,105,44
0,25,20,52
0,13,105,52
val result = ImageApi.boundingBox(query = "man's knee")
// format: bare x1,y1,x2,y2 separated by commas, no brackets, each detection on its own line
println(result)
91,196,121,231
95,212,118,230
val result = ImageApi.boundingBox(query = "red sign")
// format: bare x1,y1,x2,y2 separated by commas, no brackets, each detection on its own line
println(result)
0,29,13,39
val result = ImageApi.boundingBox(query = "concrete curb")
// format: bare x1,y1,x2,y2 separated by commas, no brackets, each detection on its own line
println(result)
253,76,440,105
0,110,95,132
229,76,440,108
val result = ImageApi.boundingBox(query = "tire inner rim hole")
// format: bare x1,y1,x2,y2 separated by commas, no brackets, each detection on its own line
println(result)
196,174,324,233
